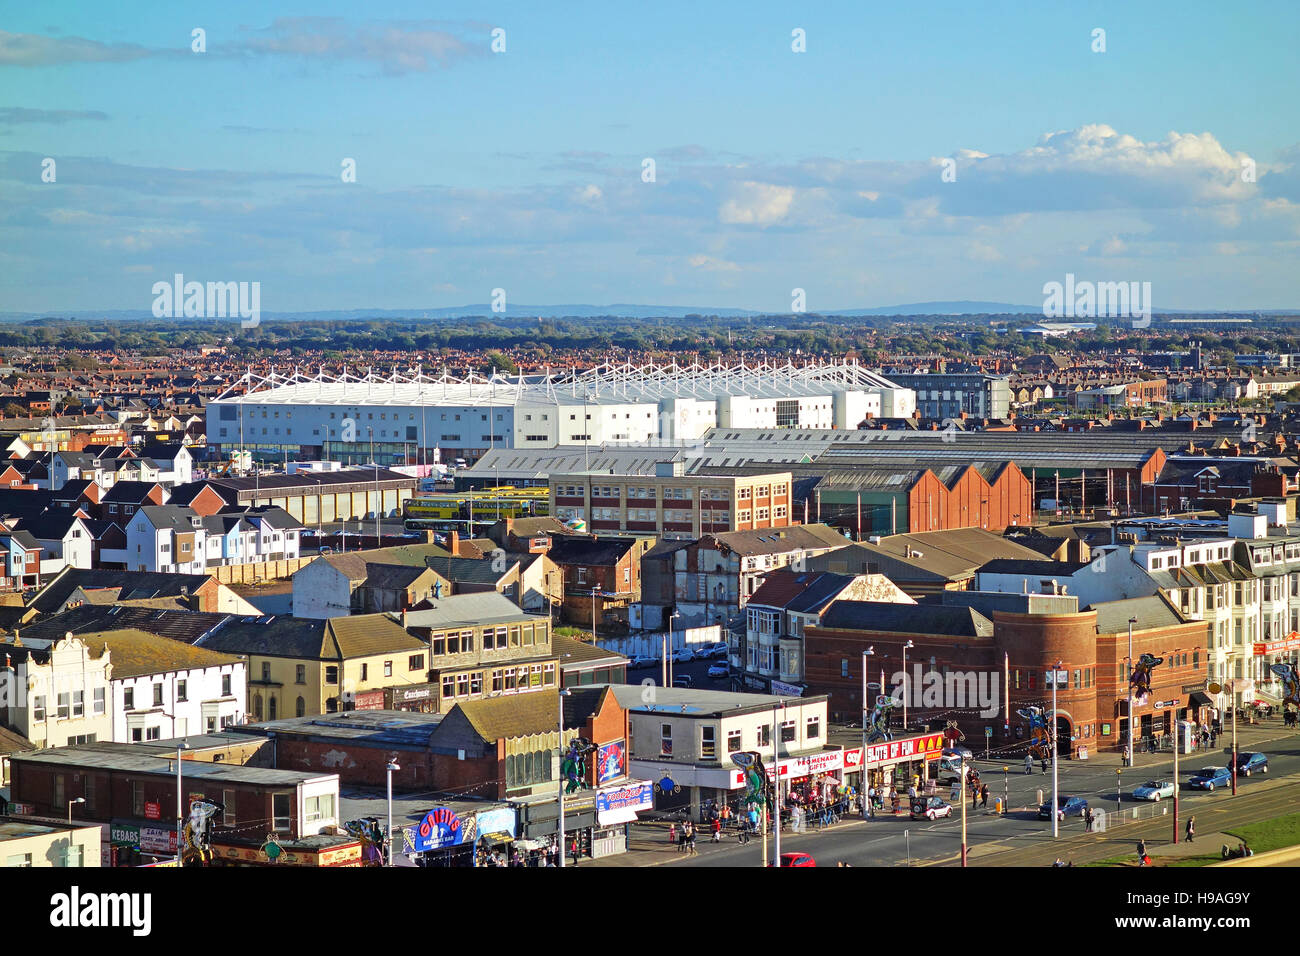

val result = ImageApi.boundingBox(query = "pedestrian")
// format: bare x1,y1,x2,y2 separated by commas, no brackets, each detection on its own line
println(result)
971,787,979,810
687,825,698,856
980,784,989,809
1185,816,1195,843
1137,838,1147,862
1084,807,1094,832
720,803,731,829
570,836,580,866
668,822,676,846
1040,755,1048,773
712,818,721,843
1025,753,1033,774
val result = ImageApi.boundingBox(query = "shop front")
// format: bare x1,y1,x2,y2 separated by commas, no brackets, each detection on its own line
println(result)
404,805,477,867
512,790,615,862
860,732,944,812
106,818,178,866
385,682,438,714
208,836,362,867
472,805,517,867
593,780,652,856
1254,634,1300,705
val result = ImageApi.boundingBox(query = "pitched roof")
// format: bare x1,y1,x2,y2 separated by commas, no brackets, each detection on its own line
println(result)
197,612,425,661
16,603,231,645
707,524,848,557
75,628,241,679
449,690,563,742
818,601,994,637
25,568,210,615
400,592,540,630
1087,594,1187,634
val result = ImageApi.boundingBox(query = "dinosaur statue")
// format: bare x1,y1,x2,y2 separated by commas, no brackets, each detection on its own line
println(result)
1129,653,1164,705
1016,706,1053,761
730,751,773,810
180,800,224,866
1271,662,1300,723
343,817,388,866
561,737,596,794
866,694,895,744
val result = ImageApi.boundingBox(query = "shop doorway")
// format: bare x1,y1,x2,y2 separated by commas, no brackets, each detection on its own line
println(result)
1055,715,1072,760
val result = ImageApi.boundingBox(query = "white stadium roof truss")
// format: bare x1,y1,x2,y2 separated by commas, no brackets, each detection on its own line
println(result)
215,359,902,408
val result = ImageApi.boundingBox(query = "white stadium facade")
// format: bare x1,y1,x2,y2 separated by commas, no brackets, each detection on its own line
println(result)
207,360,915,466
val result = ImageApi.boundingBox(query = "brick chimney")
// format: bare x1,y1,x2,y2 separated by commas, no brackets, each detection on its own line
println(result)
447,529,460,557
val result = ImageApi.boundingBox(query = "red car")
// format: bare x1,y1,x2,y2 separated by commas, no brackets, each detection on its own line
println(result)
776,852,816,867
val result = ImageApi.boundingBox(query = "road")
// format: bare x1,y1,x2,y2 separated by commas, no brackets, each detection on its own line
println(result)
640,719,1300,868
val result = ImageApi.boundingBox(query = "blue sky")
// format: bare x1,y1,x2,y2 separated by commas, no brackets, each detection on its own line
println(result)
2,0,1298,314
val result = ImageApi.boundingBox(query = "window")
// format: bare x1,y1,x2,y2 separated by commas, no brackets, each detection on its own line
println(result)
57,693,70,719
360,663,368,682
305,793,335,824
409,654,424,671
806,716,821,739
273,792,292,833
224,790,237,826
442,675,456,699
701,727,716,759
131,781,145,816
5,853,32,867
325,666,339,683
457,673,470,696
222,674,232,697
296,665,306,684
727,729,742,752
757,725,771,747
261,662,272,682
33,695,46,721
153,683,164,707
72,690,84,717
660,723,673,755
296,696,305,717
470,672,483,695
840,659,849,678
146,726,161,741
780,720,796,743
491,669,503,693
176,680,188,702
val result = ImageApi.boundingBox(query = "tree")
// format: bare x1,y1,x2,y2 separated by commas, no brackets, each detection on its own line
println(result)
3,402,26,417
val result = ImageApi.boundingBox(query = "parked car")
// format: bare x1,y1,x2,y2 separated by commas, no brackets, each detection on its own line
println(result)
1233,752,1269,776
942,745,973,761
1132,780,1176,802
318,546,334,555
1188,766,1233,791
671,648,694,663
627,656,658,670
1038,795,1089,820
935,755,968,780
706,662,730,679
910,796,953,821
694,641,729,659
673,675,695,689
1138,780,1180,806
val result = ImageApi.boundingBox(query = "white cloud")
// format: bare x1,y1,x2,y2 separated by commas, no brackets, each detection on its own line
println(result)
719,181,794,226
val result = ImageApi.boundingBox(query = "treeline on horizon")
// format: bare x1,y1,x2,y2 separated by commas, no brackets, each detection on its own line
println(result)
3,314,1300,368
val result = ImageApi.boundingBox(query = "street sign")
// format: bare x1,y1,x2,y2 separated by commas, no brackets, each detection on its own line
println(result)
985,726,993,737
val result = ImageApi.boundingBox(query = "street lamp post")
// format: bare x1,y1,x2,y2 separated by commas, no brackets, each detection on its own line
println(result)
861,646,874,819
960,753,968,866
772,700,784,867
386,761,400,867
1127,617,1137,768
174,741,187,864
1002,766,1009,815
1052,659,1061,839
558,689,572,867
1116,769,1122,815
1173,702,1180,844
67,796,85,823
902,640,915,731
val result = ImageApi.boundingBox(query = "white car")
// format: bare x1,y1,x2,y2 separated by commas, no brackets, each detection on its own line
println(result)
693,642,729,659
671,648,694,663
1132,780,1176,802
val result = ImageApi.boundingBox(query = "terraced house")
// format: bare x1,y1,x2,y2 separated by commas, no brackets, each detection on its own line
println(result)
400,592,559,713
196,613,430,719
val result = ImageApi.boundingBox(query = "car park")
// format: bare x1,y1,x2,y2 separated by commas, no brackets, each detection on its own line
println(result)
706,662,730,679
1233,752,1269,776
1132,780,1176,802
1038,795,1088,820
1188,766,1233,791
910,796,953,821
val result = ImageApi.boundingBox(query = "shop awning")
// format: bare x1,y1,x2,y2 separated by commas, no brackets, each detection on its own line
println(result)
478,831,514,846
597,806,640,826
1189,691,1213,708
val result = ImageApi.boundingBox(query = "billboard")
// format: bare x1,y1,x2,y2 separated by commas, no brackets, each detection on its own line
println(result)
597,740,626,785
405,807,477,853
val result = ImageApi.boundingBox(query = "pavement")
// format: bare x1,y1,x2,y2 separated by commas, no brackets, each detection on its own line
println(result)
583,716,1298,868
